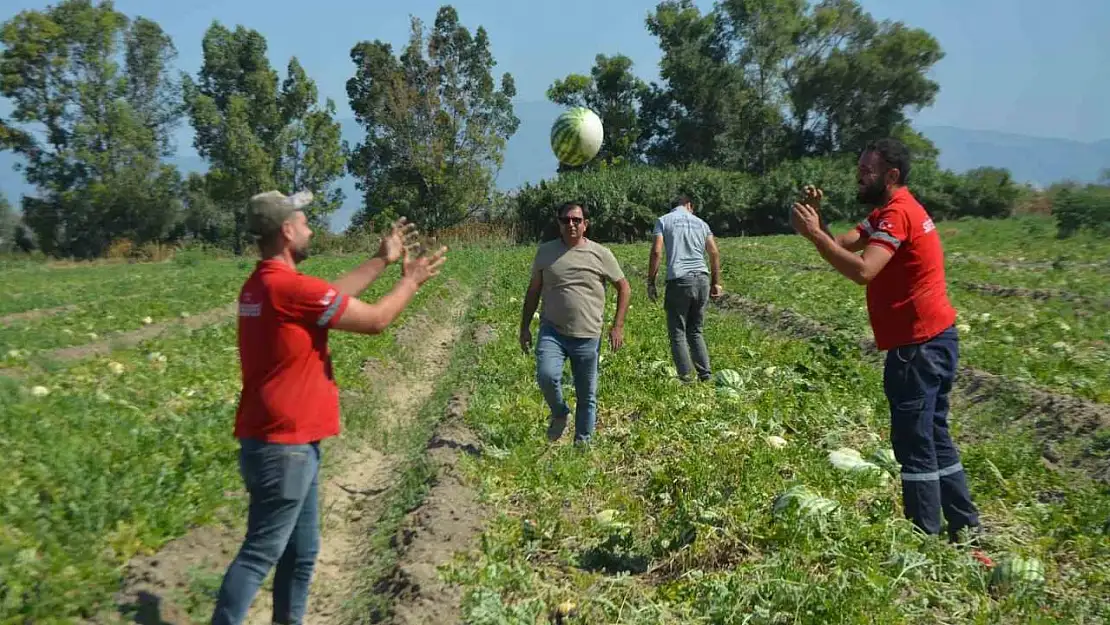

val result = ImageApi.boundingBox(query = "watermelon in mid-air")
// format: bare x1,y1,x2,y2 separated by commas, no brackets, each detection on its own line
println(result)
550,107,604,166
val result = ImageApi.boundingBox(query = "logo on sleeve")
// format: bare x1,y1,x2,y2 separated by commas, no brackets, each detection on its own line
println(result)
239,291,262,317
319,289,337,307
922,218,935,234
878,219,894,233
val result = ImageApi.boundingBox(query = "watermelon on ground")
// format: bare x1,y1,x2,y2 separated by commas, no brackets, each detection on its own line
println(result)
990,556,1046,591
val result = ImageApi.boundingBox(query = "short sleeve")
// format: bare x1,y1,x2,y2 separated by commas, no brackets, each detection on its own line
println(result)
277,274,350,328
865,206,909,254
530,247,544,279
599,247,625,283
652,217,664,237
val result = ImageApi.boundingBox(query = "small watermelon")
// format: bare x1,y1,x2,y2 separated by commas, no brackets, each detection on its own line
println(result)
550,107,604,166
828,447,887,481
990,556,1045,591
714,369,743,398
773,485,839,519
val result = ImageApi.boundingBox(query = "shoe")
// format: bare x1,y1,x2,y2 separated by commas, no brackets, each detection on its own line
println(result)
546,414,568,442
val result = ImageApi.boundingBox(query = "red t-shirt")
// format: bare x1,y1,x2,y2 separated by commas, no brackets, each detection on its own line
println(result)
234,260,351,444
855,187,957,351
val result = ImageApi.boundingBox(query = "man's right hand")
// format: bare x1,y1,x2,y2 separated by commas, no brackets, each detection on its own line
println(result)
402,245,448,286
647,281,658,302
519,326,532,354
710,283,724,299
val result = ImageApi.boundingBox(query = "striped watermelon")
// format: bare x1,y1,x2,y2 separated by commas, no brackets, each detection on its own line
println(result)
990,556,1045,591
773,484,840,519
550,107,604,166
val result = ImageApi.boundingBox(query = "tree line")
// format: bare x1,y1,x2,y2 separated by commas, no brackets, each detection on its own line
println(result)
0,0,1096,258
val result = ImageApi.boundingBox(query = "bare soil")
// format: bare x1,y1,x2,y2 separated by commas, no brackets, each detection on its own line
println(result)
956,281,1109,309
0,303,79,326
377,391,486,625
49,304,236,363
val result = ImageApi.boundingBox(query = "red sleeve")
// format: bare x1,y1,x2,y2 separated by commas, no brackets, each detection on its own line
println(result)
864,206,908,254
275,273,350,328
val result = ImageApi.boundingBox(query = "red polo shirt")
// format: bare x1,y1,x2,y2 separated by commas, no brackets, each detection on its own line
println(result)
234,260,350,444
855,187,957,351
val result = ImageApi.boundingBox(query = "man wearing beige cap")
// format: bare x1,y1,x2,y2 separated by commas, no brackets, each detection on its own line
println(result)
211,190,446,625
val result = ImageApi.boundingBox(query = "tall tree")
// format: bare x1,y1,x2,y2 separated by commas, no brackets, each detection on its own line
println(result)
547,54,649,169
0,0,185,258
642,0,943,171
641,0,734,166
183,24,345,250
346,5,519,233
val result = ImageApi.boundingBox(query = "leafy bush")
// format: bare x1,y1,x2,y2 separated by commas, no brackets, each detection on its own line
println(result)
1051,183,1110,238
514,157,1023,242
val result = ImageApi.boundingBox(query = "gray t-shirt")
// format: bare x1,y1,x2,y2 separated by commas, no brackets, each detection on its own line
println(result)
653,207,712,281
531,238,625,338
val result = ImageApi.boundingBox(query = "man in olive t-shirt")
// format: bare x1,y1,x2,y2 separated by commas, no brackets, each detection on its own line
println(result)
519,202,631,443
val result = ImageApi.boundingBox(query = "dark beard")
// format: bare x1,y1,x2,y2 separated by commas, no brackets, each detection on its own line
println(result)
292,245,310,264
857,179,887,206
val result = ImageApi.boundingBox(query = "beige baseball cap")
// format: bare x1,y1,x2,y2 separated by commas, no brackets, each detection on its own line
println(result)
246,190,314,238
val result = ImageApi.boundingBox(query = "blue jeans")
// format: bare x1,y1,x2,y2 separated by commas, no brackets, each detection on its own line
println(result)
883,325,979,539
211,439,321,624
535,323,601,443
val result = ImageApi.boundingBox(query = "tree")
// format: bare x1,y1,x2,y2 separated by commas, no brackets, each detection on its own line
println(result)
0,194,17,252
0,0,185,258
346,5,519,234
183,23,345,251
547,54,649,169
641,0,943,172
642,0,734,166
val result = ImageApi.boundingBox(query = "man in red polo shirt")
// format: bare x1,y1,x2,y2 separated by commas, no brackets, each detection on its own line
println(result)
790,138,981,544
211,190,447,625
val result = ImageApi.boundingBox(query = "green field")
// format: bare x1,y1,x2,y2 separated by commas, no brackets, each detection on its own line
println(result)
1,217,1108,623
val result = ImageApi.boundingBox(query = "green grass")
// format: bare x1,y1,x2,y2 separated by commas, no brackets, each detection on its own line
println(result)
441,242,1109,624
0,251,475,621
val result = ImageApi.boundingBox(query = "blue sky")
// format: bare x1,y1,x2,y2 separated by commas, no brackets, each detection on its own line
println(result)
2,0,1108,143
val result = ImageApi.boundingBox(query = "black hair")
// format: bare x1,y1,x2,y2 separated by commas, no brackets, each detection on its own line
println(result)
557,201,589,220
671,194,693,208
863,138,911,184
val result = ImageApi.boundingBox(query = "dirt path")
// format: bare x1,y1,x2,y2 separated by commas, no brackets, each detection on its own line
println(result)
0,303,79,326
379,391,485,625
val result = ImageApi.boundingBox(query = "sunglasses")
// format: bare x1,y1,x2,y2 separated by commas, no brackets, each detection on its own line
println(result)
558,216,584,225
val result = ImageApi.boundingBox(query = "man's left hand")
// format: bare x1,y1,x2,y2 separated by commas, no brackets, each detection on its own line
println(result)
376,217,420,264
647,282,658,302
608,325,624,351
791,202,823,241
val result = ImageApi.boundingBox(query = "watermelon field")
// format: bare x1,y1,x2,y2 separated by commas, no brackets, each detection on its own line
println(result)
1,215,1108,623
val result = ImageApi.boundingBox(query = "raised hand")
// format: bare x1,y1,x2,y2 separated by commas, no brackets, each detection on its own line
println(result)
402,244,448,286
376,217,420,264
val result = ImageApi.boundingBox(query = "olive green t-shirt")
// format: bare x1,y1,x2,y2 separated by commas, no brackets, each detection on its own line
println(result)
531,238,625,338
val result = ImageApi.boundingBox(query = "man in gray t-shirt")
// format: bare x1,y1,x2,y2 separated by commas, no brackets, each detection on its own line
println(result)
520,202,631,443
647,194,722,382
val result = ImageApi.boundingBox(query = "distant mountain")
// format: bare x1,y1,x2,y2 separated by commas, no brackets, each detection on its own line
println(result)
919,125,1110,188
3,104,1107,233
